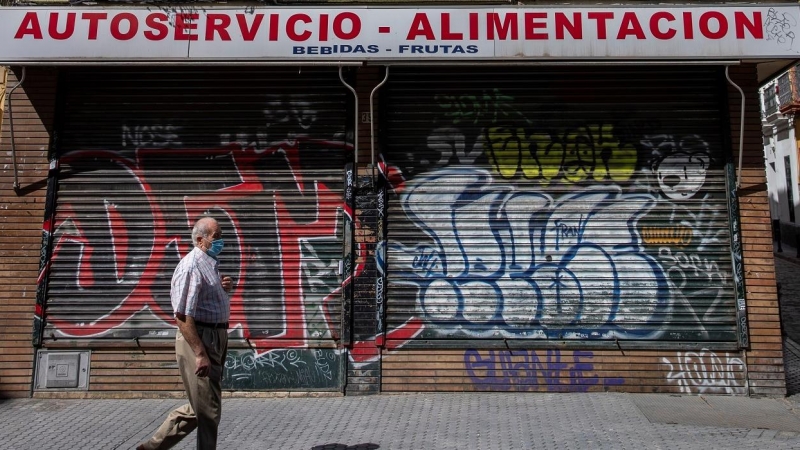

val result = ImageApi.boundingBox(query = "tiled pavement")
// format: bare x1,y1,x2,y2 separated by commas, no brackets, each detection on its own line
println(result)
3,247,800,449
3,393,800,450
775,244,800,397
784,338,800,396
776,246,800,347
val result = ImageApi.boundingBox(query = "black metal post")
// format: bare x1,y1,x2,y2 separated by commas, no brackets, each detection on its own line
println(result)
796,232,800,258
774,219,783,252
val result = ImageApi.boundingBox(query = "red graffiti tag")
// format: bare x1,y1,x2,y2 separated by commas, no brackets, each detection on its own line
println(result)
45,151,172,336
42,142,421,360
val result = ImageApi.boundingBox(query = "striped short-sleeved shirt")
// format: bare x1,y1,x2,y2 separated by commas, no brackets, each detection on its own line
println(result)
171,247,230,324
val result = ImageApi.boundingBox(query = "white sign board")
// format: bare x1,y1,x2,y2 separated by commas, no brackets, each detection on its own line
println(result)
1,6,800,62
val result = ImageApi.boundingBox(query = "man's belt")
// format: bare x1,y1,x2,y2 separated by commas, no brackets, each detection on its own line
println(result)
194,321,229,330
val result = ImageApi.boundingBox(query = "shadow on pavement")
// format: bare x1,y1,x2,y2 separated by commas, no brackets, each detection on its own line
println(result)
775,243,800,395
310,444,380,450
784,339,800,396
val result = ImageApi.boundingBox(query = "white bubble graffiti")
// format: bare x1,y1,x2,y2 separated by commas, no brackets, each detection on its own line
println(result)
662,349,746,395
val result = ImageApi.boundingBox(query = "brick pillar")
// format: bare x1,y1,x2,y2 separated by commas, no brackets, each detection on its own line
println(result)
730,64,787,396
0,67,58,398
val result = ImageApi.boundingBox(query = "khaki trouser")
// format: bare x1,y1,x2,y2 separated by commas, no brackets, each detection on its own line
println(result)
140,326,228,450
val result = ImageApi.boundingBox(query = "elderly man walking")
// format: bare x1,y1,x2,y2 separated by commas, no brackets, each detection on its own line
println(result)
138,216,233,450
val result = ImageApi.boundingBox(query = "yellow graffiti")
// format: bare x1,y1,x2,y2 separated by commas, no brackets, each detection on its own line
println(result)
487,127,538,179
640,226,694,247
487,124,637,184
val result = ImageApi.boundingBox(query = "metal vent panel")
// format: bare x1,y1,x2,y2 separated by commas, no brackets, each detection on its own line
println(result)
35,350,90,390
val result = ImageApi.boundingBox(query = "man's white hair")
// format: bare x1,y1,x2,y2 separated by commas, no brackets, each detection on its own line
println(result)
191,217,217,247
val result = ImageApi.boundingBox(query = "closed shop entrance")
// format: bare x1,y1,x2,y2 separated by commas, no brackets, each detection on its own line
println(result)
378,66,742,392
40,67,351,392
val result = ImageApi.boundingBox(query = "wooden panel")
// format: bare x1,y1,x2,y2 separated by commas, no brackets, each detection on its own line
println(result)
728,64,786,395
85,350,183,394
381,348,748,394
0,67,56,398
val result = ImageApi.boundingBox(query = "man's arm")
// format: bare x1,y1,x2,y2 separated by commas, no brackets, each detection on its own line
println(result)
175,313,211,377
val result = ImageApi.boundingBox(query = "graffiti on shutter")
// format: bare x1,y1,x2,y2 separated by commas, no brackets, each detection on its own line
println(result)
382,68,735,347
43,69,355,388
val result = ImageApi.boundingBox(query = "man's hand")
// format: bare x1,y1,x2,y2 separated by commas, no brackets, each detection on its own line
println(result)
221,276,233,292
174,314,211,378
195,354,211,377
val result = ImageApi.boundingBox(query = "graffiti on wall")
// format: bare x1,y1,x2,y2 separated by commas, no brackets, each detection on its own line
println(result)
122,124,183,149
434,89,528,126
662,349,746,394
642,134,712,201
389,168,668,339
382,84,736,343
375,180,387,346
41,91,376,388
48,138,348,348
765,7,797,50
486,124,638,183
464,349,624,392
43,84,428,384
40,76,742,389
224,348,341,390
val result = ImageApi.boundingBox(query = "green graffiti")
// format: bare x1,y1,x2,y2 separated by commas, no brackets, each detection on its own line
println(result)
435,89,529,126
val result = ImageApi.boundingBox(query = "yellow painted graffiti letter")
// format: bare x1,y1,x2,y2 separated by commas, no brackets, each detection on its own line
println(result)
488,127,538,179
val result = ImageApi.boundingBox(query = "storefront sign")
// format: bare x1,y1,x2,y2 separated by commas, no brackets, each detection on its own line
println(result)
2,6,800,62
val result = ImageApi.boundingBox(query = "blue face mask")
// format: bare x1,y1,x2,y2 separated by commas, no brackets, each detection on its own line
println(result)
206,238,224,258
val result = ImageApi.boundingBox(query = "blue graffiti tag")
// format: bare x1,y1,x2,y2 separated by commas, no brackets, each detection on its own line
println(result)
389,167,670,339
464,349,624,392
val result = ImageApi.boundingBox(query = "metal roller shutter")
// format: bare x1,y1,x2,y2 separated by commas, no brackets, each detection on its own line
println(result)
381,66,736,348
43,68,349,370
